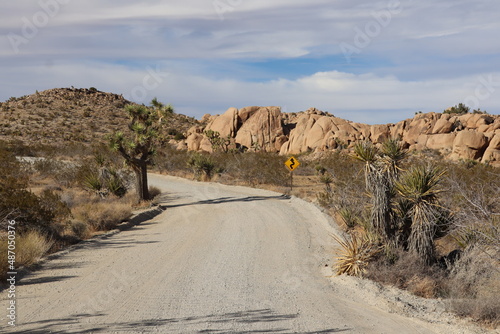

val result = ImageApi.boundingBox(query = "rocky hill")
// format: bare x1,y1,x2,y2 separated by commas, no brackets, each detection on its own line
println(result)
0,88,199,146
184,106,500,166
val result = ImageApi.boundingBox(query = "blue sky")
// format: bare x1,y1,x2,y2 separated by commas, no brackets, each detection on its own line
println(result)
1,0,499,124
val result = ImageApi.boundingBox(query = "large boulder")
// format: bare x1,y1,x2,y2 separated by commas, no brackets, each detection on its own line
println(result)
432,117,455,134
482,132,500,165
370,124,391,144
205,107,239,138
450,130,490,161
403,113,440,144
186,133,204,151
234,106,284,152
426,133,456,150
280,112,323,154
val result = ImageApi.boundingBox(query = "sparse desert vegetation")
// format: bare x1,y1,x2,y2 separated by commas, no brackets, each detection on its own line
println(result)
0,89,498,329
0,141,138,281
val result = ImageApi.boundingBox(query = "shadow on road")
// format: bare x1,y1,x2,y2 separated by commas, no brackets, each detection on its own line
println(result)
8,309,351,333
162,194,291,209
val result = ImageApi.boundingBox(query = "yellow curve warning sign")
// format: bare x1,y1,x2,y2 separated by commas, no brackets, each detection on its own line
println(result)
284,156,300,172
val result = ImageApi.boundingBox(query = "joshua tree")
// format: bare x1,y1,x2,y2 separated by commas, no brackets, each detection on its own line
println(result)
354,139,407,241
354,141,389,239
204,129,231,153
395,165,446,264
109,101,172,201
379,139,408,239
150,97,174,123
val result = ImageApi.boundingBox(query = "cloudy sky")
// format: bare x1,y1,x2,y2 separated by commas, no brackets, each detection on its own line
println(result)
1,0,499,124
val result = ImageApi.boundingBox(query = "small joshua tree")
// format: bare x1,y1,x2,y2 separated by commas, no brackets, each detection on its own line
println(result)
109,100,173,201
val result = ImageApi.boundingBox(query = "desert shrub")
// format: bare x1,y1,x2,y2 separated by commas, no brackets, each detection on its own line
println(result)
225,152,289,186
154,144,191,173
365,249,448,298
338,206,360,229
447,246,499,326
76,161,131,198
39,189,71,221
70,220,92,240
165,128,186,140
444,103,470,114
1,231,54,279
443,162,499,251
72,201,132,231
104,169,128,197
15,230,54,266
0,149,66,235
187,152,218,181
204,130,231,153
315,164,327,175
78,164,104,194
15,230,54,267
174,132,186,140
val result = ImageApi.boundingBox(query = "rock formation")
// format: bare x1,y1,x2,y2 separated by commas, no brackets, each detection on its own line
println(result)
185,106,500,166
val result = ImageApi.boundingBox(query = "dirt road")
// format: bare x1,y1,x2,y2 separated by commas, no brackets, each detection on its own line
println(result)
0,174,487,333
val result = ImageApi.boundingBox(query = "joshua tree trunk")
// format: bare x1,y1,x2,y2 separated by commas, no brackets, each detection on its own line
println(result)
133,161,150,201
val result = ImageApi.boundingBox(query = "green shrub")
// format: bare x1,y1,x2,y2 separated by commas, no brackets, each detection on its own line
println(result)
174,132,186,140
187,152,218,181
444,103,470,114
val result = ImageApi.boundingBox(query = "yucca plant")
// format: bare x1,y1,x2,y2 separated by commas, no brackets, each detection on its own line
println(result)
332,233,381,277
105,169,127,198
319,173,334,192
82,169,103,193
353,141,392,239
353,141,378,190
380,138,407,182
187,153,217,181
338,206,358,229
396,165,446,264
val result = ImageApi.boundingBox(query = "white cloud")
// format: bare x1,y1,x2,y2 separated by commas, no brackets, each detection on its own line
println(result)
0,0,499,124
2,60,498,124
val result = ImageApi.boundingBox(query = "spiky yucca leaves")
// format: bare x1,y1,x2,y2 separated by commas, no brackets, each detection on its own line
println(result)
354,141,395,239
332,233,381,277
353,141,378,191
353,139,408,241
379,139,408,239
396,165,446,264
380,138,407,182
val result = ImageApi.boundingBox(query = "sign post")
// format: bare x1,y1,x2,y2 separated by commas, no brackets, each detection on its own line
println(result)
284,156,300,192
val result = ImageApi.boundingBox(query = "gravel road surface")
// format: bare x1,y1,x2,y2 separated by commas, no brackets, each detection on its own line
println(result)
1,174,488,333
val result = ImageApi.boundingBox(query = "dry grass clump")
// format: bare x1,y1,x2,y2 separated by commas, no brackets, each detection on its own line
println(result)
1,230,54,279
69,220,92,240
15,230,54,266
332,233,381,277
447,246,500,327
148,185,162,199
72,200,132,231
